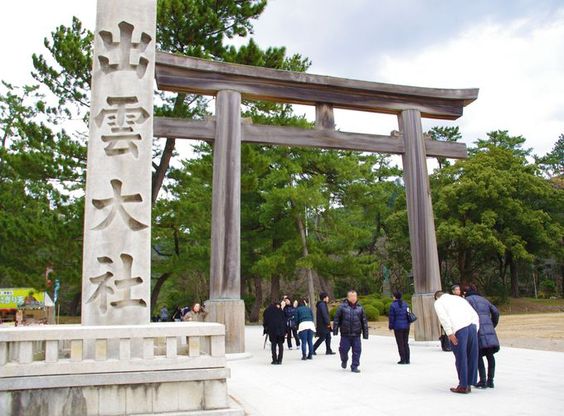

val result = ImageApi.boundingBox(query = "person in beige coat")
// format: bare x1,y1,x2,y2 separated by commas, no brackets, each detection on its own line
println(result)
182,303,208,322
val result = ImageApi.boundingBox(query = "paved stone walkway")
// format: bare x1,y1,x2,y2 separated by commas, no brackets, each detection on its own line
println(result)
228,325,564,416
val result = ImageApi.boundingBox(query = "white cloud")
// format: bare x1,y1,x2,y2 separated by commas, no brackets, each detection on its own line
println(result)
370,9,564,155
1,0,561,159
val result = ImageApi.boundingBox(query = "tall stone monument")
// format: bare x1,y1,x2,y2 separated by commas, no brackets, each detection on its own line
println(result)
82,0,155,326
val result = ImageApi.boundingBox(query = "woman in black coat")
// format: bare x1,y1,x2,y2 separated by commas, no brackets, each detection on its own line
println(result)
465,285,500,388
263,302,287,365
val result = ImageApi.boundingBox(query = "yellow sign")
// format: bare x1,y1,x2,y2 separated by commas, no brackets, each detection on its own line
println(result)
0,288,45,309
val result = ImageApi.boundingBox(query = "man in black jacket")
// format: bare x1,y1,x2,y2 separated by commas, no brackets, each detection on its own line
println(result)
263,302,287,365
313,292,335,355
333,290,369,373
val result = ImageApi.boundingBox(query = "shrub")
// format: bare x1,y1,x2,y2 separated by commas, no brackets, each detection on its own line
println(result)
329,306,338,320
363,305,379,321
485,281,509,306
540,279,557,298
369,300,386,315
382,297,393,306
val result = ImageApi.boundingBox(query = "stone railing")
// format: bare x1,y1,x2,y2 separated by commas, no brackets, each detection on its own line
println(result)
0,322,225,388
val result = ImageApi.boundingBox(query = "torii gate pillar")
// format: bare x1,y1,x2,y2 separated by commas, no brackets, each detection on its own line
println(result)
400,109,442,341
204,90,246,354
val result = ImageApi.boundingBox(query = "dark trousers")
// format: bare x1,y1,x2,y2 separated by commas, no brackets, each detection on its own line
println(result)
313,331,333,353
478,348,497,382
270,335,284,363
394,328,410,363
299,329,314,357
339,335,362,369
451,324,479,388
286,325,300,348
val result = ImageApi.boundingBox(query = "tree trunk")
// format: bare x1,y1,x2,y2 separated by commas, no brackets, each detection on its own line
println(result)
151,272,172,312
296,214,316,316
314,269,331,298
69,291,81,316
497,254,504,284
151,92,187,204
270,275,280,303
151,138,176,204
250,277,263,323
561,264,564,298
508,252,519,297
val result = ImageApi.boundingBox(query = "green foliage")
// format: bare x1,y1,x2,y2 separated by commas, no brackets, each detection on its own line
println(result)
369,300,386,315
329,306,337,320
539,279,556,298
485,280,510,306
157,0,266,58
363,305,379,321
2,2,562,315
432,130,564,294
31,17,93,114
536,135,564,179
427,126,462,169
0,81,85,304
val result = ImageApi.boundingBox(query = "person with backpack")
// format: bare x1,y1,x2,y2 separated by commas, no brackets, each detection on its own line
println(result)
282,297,300,349
388,291,411,364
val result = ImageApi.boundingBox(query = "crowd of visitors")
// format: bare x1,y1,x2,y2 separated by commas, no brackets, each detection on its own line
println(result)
154,302,208,323
153,284,500,394
263,284,500,394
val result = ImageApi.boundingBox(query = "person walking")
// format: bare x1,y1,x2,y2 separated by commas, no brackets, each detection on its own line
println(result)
313,292,335,355
388,291,411,364
434,290,480,394
464,285,500,388
296,299,316,360
333,290,369,373
170,305,182,322
283,297,300,349
182,303,208,322
263,302,286,365
159,305,169,322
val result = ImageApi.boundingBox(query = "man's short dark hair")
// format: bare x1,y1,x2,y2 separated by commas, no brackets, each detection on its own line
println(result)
434,290,444,300
319,292,328,300
347,290,357,295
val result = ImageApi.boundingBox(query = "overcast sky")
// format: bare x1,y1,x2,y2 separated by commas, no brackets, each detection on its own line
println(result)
0,0,562,157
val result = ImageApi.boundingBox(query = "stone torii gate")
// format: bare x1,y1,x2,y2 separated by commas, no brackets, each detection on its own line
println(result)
152,54,478,351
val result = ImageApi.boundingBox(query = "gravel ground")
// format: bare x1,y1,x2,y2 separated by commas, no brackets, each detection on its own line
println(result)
369,312,564,352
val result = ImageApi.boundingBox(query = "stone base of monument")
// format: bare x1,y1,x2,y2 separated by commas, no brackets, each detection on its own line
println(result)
204,299,245,354
411,293,441,341
0,323,243,416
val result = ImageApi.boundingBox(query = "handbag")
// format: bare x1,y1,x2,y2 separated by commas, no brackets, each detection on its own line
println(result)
439,334,452,352
406,307,417,323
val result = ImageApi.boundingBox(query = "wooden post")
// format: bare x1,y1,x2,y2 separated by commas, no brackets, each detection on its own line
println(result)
399,109,441,341
315,103,335,130
210,90,241,300
207,90,245,353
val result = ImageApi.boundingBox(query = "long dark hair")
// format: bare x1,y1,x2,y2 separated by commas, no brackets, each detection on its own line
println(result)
297,298,308,307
